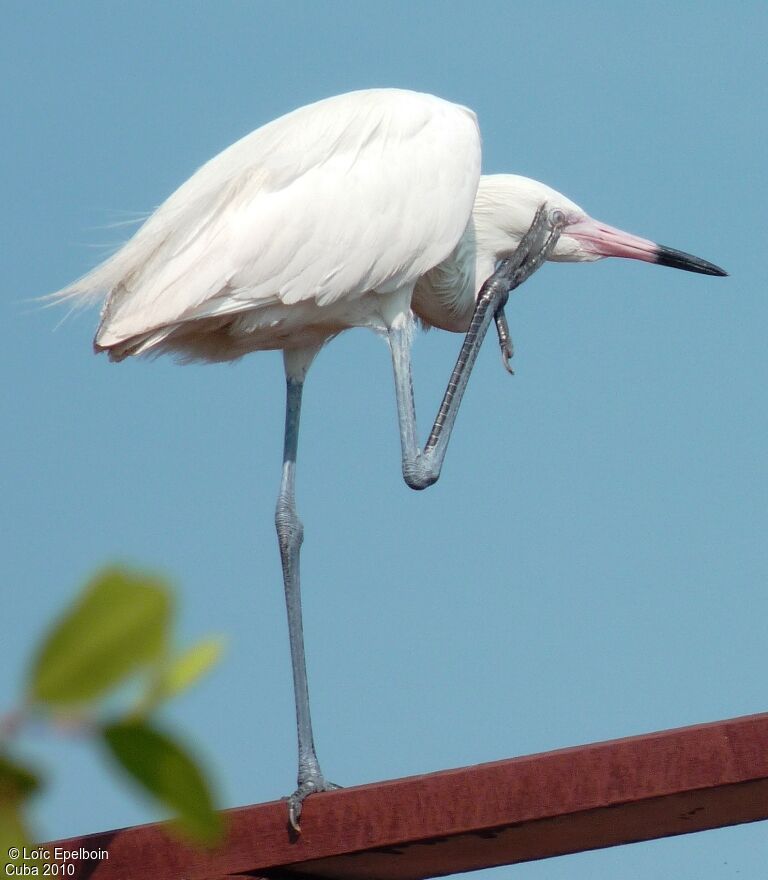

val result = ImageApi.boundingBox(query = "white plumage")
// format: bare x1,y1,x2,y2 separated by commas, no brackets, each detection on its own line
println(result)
53,88,724,364
55,89,482,360
51,88,725,829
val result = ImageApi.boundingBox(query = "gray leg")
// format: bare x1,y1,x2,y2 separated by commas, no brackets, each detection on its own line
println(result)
390,204,565,490
275,349,338,832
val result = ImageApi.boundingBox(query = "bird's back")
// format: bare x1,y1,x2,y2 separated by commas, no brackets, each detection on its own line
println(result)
52,89,481,361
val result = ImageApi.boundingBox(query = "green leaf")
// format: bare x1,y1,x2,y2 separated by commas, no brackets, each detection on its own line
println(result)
159,638,225,701
28,567,173,705
102,720,223,845
0,803,40,870
0,757,44,873
0,754,40,803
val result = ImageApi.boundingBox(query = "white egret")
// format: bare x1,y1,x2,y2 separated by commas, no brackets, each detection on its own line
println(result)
51,88,726,829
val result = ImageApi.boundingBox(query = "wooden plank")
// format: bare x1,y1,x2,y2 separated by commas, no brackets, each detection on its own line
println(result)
50,712,768,880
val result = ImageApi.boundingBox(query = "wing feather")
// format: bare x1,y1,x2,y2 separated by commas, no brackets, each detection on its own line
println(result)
51,89,481,349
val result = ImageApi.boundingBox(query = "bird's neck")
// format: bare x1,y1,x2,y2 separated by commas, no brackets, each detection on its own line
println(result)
412,219,505,333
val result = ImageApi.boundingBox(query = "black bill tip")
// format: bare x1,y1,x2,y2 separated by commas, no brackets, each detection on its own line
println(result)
655,244,728,277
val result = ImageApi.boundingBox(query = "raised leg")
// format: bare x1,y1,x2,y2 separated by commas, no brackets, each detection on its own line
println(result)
389,204,565,490
275,347,338,832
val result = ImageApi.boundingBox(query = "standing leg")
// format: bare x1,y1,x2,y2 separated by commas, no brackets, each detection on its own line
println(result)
389,204,565,490
275,346,337,832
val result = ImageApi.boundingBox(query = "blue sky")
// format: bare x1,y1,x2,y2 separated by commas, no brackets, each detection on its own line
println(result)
2,1,766,876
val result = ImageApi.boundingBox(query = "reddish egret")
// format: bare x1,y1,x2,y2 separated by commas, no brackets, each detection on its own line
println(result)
51,88,726,828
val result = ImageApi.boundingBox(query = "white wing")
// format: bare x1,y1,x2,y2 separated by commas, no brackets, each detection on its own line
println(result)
52,89,481,351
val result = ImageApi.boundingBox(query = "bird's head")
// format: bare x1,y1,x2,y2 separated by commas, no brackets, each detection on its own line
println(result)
474,174,727,276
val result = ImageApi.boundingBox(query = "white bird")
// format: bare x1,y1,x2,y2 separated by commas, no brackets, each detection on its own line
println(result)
51,88,726,829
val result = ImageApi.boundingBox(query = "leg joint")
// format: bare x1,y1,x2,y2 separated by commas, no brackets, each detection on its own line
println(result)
402,459,439,491
275,494,304,548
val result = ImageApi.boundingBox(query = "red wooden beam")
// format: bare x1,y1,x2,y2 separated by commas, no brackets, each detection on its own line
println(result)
50,712,768,880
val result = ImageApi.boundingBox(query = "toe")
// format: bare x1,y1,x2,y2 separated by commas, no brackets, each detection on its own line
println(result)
286,778,342,832
288,796,302,833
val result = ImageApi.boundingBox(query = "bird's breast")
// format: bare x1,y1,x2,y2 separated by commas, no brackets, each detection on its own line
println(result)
411,226,494,333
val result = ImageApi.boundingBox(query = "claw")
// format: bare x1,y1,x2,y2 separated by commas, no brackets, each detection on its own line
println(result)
494,308,514,375
288,794,303,833
287,777,341,832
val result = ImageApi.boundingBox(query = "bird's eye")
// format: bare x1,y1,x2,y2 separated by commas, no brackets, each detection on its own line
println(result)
549,209,567,228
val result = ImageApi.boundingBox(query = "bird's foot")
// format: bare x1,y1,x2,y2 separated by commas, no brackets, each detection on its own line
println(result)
499,340,514,374
494,307,514,375
287,774,342,832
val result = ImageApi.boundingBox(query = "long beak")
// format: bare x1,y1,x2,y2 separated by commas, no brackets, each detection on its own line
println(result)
568,217,728,277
